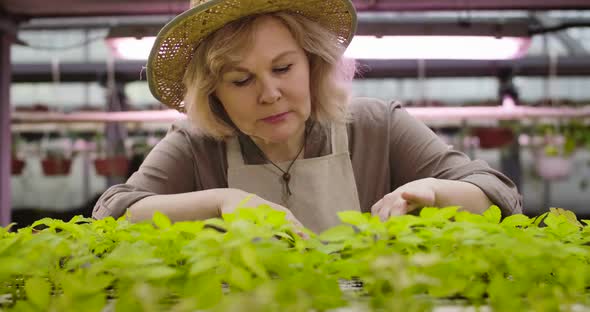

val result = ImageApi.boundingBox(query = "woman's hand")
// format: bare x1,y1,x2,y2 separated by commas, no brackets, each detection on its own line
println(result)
219,188,306,229
371,178,437,221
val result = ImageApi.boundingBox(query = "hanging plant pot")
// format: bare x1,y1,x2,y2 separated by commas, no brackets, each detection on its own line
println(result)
11,158,26,176
41,158,72,176
534,154,573,181
94,156,129,177
472,127,515,149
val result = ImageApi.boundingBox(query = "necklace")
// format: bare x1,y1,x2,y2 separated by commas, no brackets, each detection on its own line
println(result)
246,121,314,197
214,97,315,198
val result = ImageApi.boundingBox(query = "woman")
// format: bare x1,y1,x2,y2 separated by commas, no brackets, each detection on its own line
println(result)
93,0,522,233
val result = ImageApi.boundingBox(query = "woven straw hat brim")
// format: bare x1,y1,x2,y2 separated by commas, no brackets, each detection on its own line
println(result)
147,0,357,112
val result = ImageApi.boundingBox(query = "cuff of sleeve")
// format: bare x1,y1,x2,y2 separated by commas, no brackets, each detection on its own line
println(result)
459,173,523,217
92,188,155,220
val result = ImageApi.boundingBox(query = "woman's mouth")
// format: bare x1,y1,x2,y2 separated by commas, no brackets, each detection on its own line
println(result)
261,112,290,124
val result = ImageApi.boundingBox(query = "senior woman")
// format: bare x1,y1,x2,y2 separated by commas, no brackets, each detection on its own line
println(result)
92,0,523,233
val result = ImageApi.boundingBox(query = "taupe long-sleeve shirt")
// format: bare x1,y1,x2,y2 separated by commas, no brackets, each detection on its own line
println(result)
93,97,523,219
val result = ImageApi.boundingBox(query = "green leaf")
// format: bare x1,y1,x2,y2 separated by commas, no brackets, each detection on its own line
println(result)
30,217,59,230
318,225,356,242
436,206,460,220
152,211,171,229
454,211,486,223
189,258,218,276
139,265,177,280
68,215,95,224
419,207,439,219
25,276,51,309
236,194,255,209
564,136,577,155
532,212,548,226
227,266,254,290
544,212,580,237
543,211,561,229
549,207,582,227
172,221,204,234
0,223,16,235
240,245,268,279
188,276,223,309
264,209,289,227
501,214,532,227
273,231,294,241
203,218,227,233
316,242,345,255
483,205,502,224
337,211,367,226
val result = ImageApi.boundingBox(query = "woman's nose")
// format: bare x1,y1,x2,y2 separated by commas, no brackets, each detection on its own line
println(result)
259,77,281,104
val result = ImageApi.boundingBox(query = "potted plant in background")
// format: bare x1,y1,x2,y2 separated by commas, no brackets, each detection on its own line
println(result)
532,123,578,181
93,132,129,178
472,126,515,149
11,135,26,176
41,148,72,176
564,120,590,189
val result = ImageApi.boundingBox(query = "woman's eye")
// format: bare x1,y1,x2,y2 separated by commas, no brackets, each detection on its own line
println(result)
273,64,292,73
232,77,251,87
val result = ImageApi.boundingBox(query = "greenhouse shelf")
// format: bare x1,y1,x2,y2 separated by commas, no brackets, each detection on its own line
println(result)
10,105,590,131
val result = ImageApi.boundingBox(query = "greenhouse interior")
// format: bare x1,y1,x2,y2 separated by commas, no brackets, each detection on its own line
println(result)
1,0,590,311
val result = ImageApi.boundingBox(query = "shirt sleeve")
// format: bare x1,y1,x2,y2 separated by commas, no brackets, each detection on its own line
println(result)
92,121,197,219
387,102,523,216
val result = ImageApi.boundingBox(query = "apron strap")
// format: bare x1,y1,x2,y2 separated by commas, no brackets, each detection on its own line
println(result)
226,137,245,167
331,123,350,155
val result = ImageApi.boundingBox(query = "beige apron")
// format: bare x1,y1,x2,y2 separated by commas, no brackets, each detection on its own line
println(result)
226,124,361,233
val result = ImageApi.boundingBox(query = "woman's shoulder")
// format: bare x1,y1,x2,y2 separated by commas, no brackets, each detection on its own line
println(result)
165,119,224,150
348,97,404,125
349,97,402,113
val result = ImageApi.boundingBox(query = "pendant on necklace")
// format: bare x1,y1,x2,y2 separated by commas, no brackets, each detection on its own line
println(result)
282,172,292,196
282,172,291,183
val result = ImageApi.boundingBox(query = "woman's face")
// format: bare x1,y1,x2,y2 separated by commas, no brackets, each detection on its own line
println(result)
214,16,311,144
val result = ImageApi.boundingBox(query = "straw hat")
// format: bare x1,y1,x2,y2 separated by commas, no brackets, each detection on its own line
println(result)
146,0,357,112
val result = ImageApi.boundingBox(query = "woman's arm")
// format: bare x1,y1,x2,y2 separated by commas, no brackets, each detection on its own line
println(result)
127,188,306,227
126,189,225,222
430,178,493,214
376,101,522,217
93,122,201,219
371,177,494,220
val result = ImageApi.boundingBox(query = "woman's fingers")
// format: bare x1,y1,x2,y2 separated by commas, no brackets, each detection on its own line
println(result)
378,196,396,221
372,179,438,221
370,198,383,215
372,194,407,221
391,198,408,217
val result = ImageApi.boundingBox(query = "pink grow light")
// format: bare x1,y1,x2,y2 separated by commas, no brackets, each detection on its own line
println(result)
502,96,517,109
107,37,156,60
344,36,531,60
108,36,530,61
